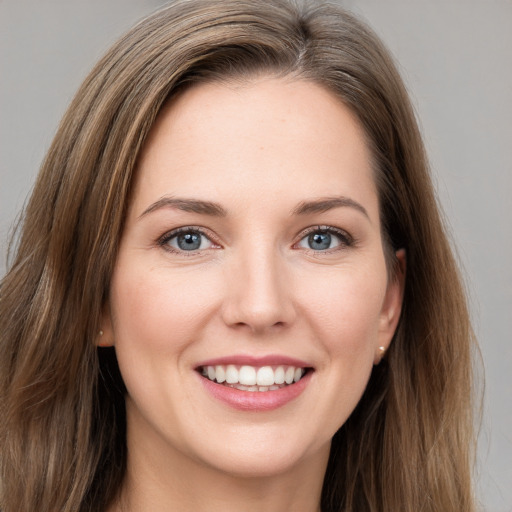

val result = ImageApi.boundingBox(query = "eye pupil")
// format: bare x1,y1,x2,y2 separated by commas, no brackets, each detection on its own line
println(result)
177,232,201,250
309,232,331,250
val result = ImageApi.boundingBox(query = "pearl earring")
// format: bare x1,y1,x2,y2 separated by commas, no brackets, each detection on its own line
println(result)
374,345,387,365
97,330,111,347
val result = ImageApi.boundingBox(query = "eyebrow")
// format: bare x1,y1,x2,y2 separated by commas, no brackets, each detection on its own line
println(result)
139,197,227,219
138,195,369,220
292,196,369,219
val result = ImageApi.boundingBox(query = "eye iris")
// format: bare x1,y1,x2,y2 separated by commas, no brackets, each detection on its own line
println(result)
308,232,331,250
177,232,201,251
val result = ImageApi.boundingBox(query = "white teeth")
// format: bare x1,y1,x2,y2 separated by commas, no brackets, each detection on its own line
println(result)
256,366,274,386
201,364,307,390
239,366,257,386
274,366,285,384
215,365,225,383
225,365,238,384
227,383,274,392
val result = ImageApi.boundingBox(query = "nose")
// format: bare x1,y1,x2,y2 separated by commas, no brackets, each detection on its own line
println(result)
221,245,296,334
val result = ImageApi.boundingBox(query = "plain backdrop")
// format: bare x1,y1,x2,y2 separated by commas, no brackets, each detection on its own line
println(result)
1,1,511,510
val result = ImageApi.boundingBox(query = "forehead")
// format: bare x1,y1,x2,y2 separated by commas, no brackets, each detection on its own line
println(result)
131,77,378,220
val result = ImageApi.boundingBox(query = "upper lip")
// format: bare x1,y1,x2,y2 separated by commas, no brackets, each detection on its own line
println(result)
195,354,313,369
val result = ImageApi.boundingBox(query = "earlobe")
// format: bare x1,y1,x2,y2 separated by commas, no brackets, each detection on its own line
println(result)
97,329,114,347
374,248,406,364
97,302,115,347
374,345,387,365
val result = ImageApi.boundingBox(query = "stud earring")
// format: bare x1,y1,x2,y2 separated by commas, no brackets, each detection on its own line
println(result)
97,329,112,347
374,345,387,365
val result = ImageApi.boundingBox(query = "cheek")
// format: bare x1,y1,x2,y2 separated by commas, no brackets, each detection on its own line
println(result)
109,262,220,356
299,263,388,356
108,262,223,426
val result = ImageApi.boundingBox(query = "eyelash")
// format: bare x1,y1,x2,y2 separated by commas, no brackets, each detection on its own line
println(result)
294,225,355,252
157,226,219,255
157,225,355,255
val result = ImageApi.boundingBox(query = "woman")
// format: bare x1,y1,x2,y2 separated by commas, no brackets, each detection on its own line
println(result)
0,1,477,511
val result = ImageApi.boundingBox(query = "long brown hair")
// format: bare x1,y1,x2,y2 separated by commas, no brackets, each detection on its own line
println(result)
0,1,477,510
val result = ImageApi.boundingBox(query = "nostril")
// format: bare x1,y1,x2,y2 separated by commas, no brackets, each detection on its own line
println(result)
220,265,296,331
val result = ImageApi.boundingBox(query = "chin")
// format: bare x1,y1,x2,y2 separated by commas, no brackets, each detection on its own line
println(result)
189,427,331,479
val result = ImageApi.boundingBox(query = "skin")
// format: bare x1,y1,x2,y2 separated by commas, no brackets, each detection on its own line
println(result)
102,77,405,512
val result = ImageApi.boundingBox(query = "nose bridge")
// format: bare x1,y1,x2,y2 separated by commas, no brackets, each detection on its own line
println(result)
222,237,295,332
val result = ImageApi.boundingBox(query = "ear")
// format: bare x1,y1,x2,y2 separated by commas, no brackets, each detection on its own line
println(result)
97,300,115,347
374,249,406,364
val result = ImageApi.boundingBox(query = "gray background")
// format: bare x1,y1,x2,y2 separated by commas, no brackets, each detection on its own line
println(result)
1,1,510,510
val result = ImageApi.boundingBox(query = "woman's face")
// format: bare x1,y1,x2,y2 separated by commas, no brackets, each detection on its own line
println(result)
103,77,404,479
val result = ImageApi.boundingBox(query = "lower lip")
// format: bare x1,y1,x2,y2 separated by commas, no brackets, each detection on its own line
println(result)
198,371,312,411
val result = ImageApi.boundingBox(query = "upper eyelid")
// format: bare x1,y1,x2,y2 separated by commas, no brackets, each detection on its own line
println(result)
296,225,352,239
160,226,212,238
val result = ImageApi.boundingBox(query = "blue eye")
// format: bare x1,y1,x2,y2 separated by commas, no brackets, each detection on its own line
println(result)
297,228,350,251
163,229,213,252
307,232,335,250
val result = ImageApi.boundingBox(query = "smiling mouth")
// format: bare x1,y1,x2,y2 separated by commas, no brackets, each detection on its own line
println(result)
198,364,311,392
